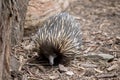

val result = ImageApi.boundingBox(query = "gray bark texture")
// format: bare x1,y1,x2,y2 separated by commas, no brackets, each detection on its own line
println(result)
0,0,29,80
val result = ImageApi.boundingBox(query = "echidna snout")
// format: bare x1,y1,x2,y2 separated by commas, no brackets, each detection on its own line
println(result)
48,54,57,65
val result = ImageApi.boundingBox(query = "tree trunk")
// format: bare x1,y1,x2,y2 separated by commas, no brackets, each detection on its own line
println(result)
0,0,29,80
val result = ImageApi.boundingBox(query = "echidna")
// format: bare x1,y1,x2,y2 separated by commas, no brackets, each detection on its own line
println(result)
32,12,82,66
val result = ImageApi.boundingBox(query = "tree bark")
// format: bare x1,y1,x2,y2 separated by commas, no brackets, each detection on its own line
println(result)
0,0,29,80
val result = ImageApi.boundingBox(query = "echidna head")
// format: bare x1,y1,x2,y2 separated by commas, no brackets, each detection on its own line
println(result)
39,42,63,66
41,50,63,66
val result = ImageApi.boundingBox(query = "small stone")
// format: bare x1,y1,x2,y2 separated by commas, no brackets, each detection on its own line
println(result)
98,53,114,61
65,71,74,76
83,53,114,62
59,64,68,72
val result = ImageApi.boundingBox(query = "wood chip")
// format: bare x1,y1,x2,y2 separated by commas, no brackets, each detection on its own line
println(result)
81,63,97,68
107,64,119,71
49,75,58,80
97,73,117,78
94,68,103,73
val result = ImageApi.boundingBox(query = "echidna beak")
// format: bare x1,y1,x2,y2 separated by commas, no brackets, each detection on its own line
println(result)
49,55,55,65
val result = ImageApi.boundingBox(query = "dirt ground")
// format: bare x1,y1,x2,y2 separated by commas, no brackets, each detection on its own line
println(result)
11,0,120,80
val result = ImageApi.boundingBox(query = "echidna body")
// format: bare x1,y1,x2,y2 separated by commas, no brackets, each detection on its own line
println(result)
33,12,82,65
